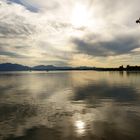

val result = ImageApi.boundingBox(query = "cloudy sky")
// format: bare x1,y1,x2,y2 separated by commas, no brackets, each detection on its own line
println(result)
0,0,140,67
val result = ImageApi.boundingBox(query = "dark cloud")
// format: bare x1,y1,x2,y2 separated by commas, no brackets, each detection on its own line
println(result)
14,46,29,49
41,51,73,62
0,51,28,58
0,43,8,47
7,0,39,12
7,0,61,12
50,22,72,30
0,0,140,66
0,20,34,38
38,60,69,66
72,34,140,57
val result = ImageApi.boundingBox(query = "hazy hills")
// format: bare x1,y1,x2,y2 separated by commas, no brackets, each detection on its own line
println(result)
0,63,94,71
0,63,30,71
0,63,140,71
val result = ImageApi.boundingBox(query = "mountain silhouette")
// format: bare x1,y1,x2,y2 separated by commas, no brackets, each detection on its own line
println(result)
0,63,30,71
0,63,94,71
0,63,140,71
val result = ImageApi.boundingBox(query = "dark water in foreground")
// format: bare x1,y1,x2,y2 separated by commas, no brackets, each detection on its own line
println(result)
0,71,140,140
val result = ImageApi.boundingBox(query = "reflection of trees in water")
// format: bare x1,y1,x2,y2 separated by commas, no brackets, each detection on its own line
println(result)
109,71,140,78
126,71,140,77
109,71,125,77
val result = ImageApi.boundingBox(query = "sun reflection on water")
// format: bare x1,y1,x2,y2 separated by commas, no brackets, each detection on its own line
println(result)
75,120,86,136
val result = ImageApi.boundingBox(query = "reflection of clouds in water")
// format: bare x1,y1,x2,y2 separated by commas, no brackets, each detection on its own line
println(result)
73,83,140,105
0,99,140,140
0,72,140,140
0,72,71,102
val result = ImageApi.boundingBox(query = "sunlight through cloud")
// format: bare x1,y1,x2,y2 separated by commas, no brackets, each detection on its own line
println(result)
71,3,90,28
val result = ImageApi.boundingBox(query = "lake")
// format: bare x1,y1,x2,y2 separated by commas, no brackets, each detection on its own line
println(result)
0,71,140,140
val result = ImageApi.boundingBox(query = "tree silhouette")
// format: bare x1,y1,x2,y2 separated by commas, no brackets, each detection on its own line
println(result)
136,18,140,24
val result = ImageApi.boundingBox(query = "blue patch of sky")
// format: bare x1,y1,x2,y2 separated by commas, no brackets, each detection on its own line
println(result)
7,0,39,12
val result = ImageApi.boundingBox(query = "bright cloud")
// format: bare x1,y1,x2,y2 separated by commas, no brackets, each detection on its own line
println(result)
0,0,140,66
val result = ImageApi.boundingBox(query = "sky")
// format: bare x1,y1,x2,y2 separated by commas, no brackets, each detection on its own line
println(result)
0,0,140,67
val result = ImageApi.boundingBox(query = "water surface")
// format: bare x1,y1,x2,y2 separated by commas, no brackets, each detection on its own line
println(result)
0,71,140,140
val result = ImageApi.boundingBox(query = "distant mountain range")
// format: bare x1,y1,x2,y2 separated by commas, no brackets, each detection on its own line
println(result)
0,63,95,71
0,63,140,71
0,63,30,71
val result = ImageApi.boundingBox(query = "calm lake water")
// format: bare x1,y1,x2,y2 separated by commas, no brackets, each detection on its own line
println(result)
0,71,140,140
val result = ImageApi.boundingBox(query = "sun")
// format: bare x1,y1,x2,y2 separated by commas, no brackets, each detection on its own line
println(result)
71,3,90,28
